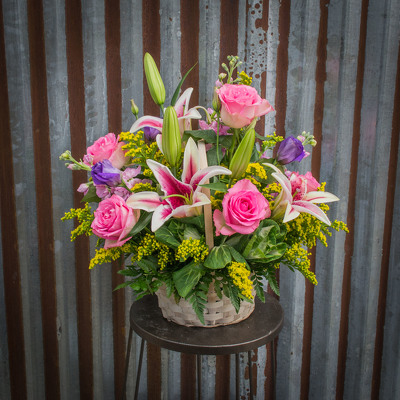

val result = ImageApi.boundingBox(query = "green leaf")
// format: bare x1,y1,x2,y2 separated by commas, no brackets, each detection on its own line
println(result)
155,225,181,249
214,280,223,299
183,225,201,240
170,62,198,106
187,290,207,324
228,247,249,266
199,182,228,192
178,215,205,231
173,262,204,298
206,145,224,166
128,212,152,236
113,281,132,291
267,270,280,296
204,245,232,269
227,285,240,313
81,184,101,203
183,129,217,144
136,258,158,273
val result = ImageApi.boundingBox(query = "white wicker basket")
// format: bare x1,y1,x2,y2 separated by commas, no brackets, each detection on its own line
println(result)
156,283,255,327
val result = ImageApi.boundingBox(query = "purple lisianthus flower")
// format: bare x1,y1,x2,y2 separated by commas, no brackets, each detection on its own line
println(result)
122,166,141,189
276,137,307,165
111,186,131,200
91,159,121,186
143,126,160,142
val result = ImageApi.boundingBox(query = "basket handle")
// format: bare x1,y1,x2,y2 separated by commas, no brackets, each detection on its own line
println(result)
198,140,214,250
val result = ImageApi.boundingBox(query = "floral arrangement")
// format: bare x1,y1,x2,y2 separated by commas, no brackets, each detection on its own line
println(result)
60,54,347,323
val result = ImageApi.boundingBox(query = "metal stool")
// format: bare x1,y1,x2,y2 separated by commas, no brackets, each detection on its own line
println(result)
122,293,283,399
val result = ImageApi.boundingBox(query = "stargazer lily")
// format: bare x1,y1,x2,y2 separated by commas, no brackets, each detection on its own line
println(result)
129,88,202,135
264,163,339,225
127,138,231,231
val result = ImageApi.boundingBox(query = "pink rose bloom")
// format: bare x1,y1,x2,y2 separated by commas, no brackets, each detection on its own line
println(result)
213,179,271,236
287,171,320,201
85,133,128,169
216,84,274,129
91,194,140,249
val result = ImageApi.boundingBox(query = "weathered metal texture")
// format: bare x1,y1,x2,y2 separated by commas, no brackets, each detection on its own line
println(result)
1,0,400,399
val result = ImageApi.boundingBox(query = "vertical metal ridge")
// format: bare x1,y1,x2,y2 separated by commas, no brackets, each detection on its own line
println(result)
142,2,162,397
180,0,199,108
104,1,126,397
300,1,329,399
0,0,27,397
335,0,368,398
371,32,400,400
215,355,230,399
27,0,60,397
142,0,161,117
219,0,239,66
65,0,93,398
181,354,197,399
274,0,290,138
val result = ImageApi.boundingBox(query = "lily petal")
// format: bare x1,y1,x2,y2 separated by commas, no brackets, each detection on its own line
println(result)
191,165,232,192
130,115,163,133
147,159,192,199
178,108,202,120
126,191,163,212
174,88,193,117
264,163,292,199
151,204,174,231
292,200,332,225
181,137,200,184
156,134,163,154
302,191,339,204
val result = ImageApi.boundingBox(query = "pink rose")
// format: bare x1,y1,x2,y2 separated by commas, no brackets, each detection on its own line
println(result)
216,84,274,129
85,133,128,169
213,179,271,236
91,194,140,249
287,171,320,201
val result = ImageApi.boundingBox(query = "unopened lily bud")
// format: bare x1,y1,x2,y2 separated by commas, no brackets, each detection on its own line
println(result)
130,99,139,118
212,88,221,112
229,128,256,179
144,53,165,106
162,106,182,167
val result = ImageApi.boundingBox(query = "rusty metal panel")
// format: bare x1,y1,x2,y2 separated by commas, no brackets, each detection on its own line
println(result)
1,0,400,399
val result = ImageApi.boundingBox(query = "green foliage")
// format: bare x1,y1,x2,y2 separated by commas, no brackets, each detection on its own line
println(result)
172,261,205,298
204,245,232,269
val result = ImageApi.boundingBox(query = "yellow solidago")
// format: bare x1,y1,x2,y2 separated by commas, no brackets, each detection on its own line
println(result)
284,243,317,285
62,202,94,241
238,71,252,85
175,239,209,264
245,163,268,180
137,233,171,270
131,182,157,193
89,242,137,269
228,262,253,299
261,132,284,152
262,182,282,202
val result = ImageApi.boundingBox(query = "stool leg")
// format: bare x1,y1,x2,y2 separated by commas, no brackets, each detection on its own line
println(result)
235,354,240,400
134,338,145,400
122,326,134,400
271,340,276,400
248,351,253,399
197,354,202,400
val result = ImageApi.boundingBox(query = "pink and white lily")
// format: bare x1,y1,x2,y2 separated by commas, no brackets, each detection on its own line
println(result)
129,88,202,135
127,138,231,231
264,163,339,225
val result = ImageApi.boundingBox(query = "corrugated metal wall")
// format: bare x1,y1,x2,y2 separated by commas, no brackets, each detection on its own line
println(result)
0,0,399,398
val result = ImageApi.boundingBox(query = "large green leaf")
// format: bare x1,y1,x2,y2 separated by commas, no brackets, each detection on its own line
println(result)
81,184,101,203
199,181,228,192
154,225,181,249
177,215,205,231
173,262,204,298
183,225,201,240
204,245,232,269
183,129,216,144
242,220,287,263
128,212,152,236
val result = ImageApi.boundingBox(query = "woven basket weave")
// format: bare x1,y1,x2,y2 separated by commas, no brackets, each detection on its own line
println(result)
156,283,255,327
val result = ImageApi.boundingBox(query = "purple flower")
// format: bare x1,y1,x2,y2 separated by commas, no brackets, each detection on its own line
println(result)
276,137,307,165
91,160,121,186
143,126,160,142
